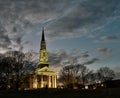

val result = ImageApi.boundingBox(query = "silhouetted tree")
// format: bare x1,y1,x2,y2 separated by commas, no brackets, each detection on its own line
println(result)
0,55,16,89
96,67,115,82
85,72,98,84
77,64,92,85
0,50,37,90
58,65,77,87
0,51,25,90
58,64,92,87
12,51,25,90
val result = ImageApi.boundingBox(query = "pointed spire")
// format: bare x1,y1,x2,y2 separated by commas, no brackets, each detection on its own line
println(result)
41,27,45,41
38,27,49,68
40,27,46,50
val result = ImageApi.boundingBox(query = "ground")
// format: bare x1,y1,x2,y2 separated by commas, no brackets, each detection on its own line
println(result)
0,88,120,98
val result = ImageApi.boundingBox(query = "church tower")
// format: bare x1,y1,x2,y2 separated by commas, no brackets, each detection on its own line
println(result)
38,28,49,68
29,28,57,89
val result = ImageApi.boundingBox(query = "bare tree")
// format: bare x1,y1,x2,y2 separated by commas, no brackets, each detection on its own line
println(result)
0,50,38,90
11,51,25,90
77,64,92,85
0,51,25,90
0,55,16,89
58,64,92,87
85,72,97,84
96,67,115,82
58,65,78,87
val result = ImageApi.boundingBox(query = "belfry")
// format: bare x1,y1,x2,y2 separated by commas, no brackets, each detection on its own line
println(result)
38,28,49,68
29,28,57,89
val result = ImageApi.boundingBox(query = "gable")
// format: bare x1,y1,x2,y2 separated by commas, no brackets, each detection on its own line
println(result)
34,66,56,75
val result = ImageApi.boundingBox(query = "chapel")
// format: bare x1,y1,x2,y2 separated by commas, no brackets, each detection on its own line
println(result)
29,28,57,89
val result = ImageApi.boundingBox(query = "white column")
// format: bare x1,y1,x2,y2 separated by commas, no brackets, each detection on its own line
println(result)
48,76,51,88
33,75,37,88
41,75,43,88
52,76,55,88
54,75,57,88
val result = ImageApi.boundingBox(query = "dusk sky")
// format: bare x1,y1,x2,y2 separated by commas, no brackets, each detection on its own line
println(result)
0,0,120,73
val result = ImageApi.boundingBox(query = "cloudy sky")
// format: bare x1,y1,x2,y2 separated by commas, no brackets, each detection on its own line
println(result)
0,0,120,72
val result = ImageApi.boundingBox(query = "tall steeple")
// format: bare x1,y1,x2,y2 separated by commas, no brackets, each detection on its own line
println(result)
40,28,46,50
41,28,45,41
38,28,49,68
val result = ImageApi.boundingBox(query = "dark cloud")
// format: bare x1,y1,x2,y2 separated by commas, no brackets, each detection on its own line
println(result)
0,0,119,39
0,0,71,51
97,47,112,53
46,0,120,39
83,58,99,65
0,0,119,53
0,22,11,51
100,36,118,41
81,51,89,58
48,50,69,66
95,35,119,42
48,49,98,67
0,34,11,48
48,49,81,67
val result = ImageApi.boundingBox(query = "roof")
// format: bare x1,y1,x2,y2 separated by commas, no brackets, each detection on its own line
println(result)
30,66,56,76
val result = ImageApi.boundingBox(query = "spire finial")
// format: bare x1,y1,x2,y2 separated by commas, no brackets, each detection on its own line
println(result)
41,27,45,41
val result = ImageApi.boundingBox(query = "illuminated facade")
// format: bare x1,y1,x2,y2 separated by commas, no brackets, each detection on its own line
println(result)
29,28,57,89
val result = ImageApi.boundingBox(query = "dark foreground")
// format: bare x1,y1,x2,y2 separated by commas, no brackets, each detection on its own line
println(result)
0,88,120,98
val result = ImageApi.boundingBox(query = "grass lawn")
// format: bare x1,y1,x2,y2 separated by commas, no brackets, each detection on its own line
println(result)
0,88,120,98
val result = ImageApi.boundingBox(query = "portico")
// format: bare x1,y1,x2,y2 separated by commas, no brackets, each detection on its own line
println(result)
29,67,57,89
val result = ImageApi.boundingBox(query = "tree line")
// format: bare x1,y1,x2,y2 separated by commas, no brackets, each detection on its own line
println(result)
0,50,115,90
58,64,115,88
